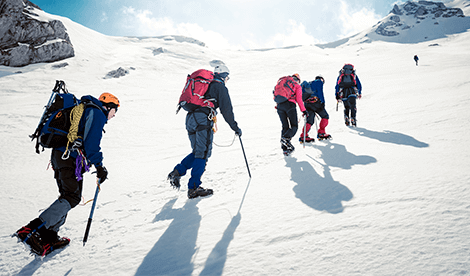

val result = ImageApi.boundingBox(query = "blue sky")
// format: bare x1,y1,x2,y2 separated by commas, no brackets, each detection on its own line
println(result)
29,0,444,49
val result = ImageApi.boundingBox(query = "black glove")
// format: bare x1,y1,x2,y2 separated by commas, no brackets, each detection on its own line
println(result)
235,128,242,137
96,166,108,184
302,111,309,117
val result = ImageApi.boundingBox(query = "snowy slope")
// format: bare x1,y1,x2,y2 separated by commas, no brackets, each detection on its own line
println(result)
1,3,470,276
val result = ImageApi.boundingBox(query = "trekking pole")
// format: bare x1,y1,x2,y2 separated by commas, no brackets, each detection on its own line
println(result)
315,115,319,133
336,101,338,112
303,116,307,148
238,136,251,178
83,180,101,246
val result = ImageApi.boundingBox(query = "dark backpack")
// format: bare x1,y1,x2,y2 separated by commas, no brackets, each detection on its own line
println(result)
273,76,296,103
337,64,357,88
177,69,216,113
30,81,79,154
301,81,319,102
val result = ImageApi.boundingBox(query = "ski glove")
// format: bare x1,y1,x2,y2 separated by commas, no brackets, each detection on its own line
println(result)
96,166,108,184
302,111,309,117
235,128,242,137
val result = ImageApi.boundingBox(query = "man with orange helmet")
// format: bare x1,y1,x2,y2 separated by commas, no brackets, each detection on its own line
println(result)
15,92,120,256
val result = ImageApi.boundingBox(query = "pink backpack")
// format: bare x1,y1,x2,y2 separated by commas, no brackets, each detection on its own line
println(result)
273,76,296,103
178,69,215,112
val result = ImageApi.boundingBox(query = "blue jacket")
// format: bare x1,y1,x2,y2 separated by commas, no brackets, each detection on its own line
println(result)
301,79,325,103
56,96,108,167
335,75,362,97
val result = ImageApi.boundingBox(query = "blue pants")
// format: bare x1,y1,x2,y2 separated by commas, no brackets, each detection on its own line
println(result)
174,112,213,189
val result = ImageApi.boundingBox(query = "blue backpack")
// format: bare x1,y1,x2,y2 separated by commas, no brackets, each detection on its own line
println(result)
30,81,79,154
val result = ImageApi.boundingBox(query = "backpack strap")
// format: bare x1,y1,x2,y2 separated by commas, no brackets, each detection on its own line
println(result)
284,79,296,99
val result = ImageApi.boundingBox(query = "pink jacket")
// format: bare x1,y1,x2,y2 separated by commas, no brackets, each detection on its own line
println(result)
289,83,306,112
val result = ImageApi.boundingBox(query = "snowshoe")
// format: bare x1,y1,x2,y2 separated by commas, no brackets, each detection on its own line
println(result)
317,133,332,141
299,136,315,143
167,169,181,190
188,186,213,199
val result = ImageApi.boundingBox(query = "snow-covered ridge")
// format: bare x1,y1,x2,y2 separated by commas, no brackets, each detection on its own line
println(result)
318,0,470,48
376,1,465,37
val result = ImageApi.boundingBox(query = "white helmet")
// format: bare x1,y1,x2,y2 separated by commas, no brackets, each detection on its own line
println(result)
214,64,230,74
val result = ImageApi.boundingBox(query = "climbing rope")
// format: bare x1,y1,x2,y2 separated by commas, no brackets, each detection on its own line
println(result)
213,133,237,147
62,103,85,160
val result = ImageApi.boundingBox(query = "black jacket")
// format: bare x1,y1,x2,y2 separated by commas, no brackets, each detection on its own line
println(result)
205,79,239,132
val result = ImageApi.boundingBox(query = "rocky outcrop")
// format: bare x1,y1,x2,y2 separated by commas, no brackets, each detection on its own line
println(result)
0,0,74,67
377,1,465,37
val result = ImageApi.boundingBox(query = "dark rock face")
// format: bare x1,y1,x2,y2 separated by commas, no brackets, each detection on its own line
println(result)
0,0,74,67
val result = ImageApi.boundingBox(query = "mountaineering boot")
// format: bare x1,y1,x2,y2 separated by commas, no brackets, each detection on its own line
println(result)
317,133,332,140
14,226,34,242
32,227,70,256
344,115,350,126
280,137,294,151
29,234,70,257
167,168,181,189
299,136,315,143
13,218,43,243
351,118,357,127
281,137,295,156
188,186,213,199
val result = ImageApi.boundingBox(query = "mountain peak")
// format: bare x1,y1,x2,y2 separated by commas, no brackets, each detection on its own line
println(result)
319,0,470,48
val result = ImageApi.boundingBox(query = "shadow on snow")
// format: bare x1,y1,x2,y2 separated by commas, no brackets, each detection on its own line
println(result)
285,142,377,214
352,127,429,148
135,198,201,276
135,179,250,276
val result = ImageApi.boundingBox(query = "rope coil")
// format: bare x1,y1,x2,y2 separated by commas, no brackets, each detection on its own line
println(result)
62,103,85,160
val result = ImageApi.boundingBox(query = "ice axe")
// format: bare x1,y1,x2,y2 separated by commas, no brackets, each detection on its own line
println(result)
83,179,101,246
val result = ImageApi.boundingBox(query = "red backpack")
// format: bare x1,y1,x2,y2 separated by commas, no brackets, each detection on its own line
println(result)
273,76,296,103
178,69,215,112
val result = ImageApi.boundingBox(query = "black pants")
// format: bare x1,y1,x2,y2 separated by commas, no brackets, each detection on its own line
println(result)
277,101,298,139
305,102,329,125
51,150,83,208
343,97,357,119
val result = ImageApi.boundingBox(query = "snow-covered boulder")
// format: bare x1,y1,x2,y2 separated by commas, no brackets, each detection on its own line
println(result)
0,0,74,67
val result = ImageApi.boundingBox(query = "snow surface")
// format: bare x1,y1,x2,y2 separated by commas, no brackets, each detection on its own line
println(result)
1,6,470,276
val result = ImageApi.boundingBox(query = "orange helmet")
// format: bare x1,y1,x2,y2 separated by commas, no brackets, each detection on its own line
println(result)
292,73,300,82
99,92,120,108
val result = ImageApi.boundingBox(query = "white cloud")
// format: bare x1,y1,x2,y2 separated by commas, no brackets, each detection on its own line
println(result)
247,20,321,49
120,6,241,50
338,1,382,38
